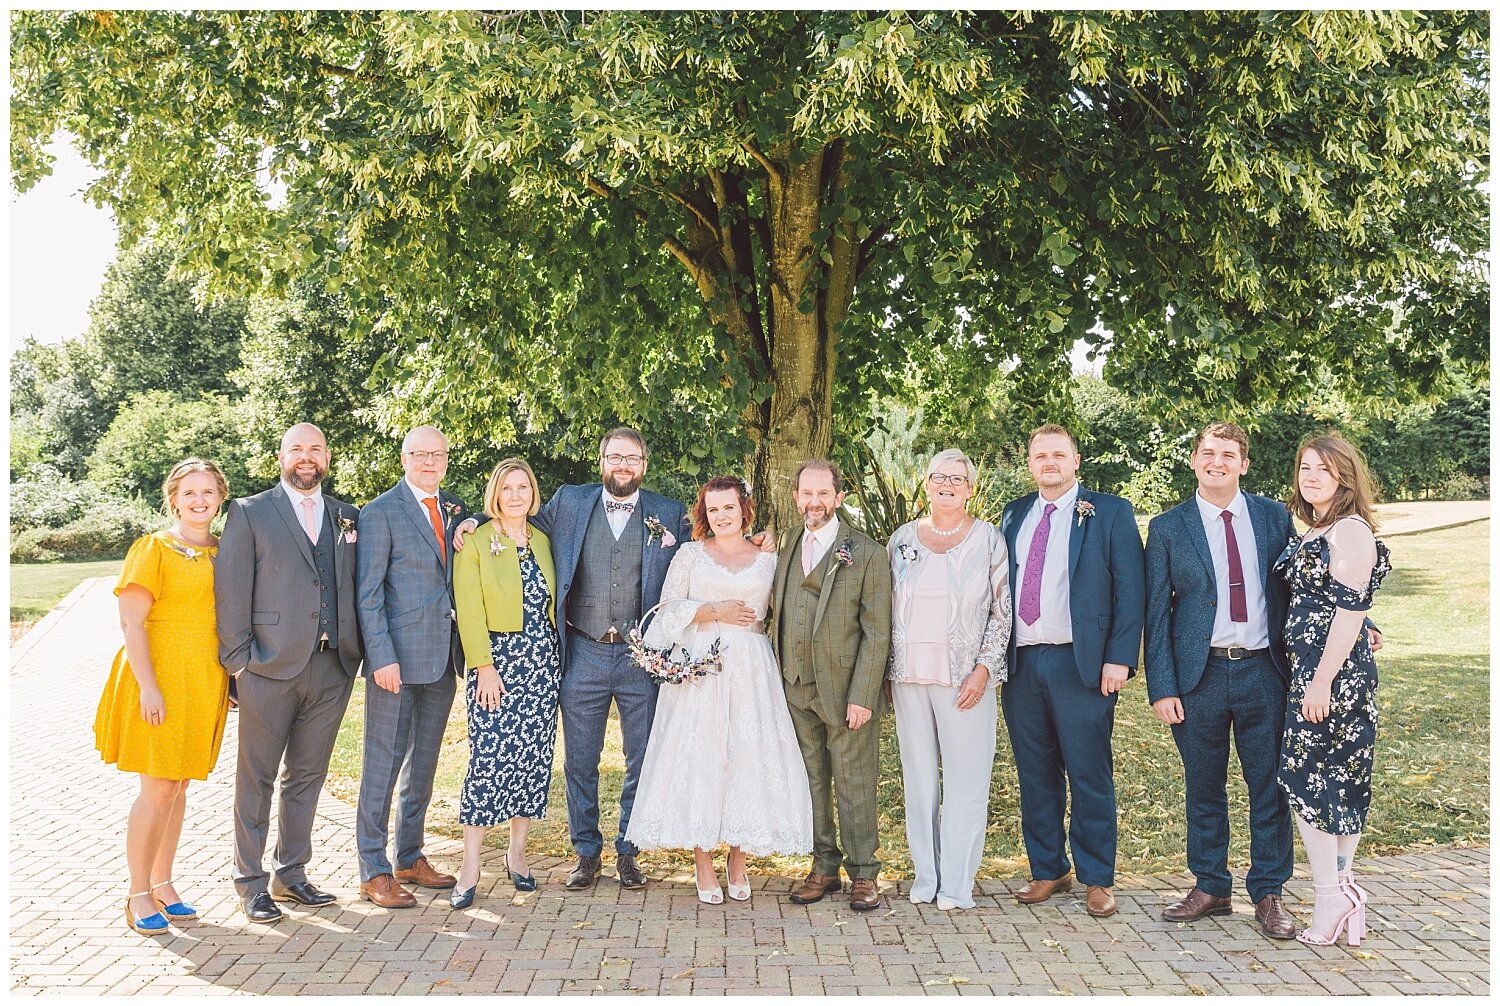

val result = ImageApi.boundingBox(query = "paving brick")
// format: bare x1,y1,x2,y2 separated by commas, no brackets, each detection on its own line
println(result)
10,577,1493,996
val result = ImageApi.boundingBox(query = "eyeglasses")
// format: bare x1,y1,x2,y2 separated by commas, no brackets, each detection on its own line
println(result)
603,454,645,467
928,473,970,487
405,451,449,463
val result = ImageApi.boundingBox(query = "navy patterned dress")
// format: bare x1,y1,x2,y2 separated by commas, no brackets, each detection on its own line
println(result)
1274,523,1392,835
460,546,562,826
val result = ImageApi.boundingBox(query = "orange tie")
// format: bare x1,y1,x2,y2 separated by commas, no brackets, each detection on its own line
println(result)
421,496,447,564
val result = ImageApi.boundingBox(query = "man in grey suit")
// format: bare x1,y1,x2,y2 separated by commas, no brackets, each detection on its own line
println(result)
216,423,364,924
353,426,467,909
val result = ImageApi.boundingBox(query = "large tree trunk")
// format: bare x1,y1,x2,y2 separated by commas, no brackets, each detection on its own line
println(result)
757,142,859,537
664,142,858,536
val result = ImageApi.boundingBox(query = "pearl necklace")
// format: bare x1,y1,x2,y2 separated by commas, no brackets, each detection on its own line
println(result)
928,516,966,537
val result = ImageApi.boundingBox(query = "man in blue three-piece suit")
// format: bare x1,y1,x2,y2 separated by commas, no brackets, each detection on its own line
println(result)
999,424,1145,919
529,427,689,891
1143,422,1302,937
353,426,468,909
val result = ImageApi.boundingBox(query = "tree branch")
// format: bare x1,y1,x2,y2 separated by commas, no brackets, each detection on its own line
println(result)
742,139,782,186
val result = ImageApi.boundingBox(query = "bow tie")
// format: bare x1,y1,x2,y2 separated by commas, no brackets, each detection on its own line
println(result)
605,499,636,514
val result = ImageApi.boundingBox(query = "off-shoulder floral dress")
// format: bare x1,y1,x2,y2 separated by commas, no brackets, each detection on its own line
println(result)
1274,519,1392,835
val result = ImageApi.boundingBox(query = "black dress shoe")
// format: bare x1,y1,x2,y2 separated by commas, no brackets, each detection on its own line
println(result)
616,854,646,890
241,892,283,923
271,880,337,907
565,854,602,891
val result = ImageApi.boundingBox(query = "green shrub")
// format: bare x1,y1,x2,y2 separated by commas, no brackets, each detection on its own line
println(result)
9,465,113,531
1438,471,1487,501
9,496,162,563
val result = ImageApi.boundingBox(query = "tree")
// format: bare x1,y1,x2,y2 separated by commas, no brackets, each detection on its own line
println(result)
79,240,249,416
87,390,255,500
13,11,1488,528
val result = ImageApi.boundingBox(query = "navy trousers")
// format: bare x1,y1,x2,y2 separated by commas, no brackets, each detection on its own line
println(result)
559,631,659,858
1170,651,1292,902
1001,643,1117,887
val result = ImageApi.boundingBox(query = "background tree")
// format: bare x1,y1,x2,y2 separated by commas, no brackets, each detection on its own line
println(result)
12,11,1489,528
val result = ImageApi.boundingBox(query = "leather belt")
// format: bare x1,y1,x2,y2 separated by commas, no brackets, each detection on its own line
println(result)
569,625,625,644
1210,646,1267,661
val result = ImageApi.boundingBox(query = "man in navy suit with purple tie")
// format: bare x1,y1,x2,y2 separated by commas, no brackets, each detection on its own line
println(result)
999,424,1145,919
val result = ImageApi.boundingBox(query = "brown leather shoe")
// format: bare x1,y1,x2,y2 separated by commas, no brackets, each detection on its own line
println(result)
565,854,602,891
788,872,842,905
1162,887,1232,922
360,874,417,909
1015,873,1073,904
1254,894,1298,939
395,856,456,890
615,853,647,890
848,878,881,911
1086,885,1117,917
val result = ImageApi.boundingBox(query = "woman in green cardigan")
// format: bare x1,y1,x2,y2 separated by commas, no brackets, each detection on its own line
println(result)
450,457,560,909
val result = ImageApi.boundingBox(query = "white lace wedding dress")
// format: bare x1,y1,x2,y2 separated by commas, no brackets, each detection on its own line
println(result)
626,542,813,856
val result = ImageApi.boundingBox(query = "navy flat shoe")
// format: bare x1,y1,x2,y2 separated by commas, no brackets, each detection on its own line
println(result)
512,871,537,892
450,885,476,909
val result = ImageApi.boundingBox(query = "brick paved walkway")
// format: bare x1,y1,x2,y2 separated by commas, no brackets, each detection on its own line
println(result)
9,579,1489,995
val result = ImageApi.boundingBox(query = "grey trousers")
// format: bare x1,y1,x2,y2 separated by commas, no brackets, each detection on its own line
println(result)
232,650,355,897
355,673,457,881
891,681,997,908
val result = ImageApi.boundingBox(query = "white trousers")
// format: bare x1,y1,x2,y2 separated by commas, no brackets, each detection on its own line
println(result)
891,681,997,907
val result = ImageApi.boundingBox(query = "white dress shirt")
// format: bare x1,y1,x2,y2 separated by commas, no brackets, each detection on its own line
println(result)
1013,483,1078,647
405,478,440,509
602,488,641,540
280,480,325,537
1194,490,1271,650
799,515,842,573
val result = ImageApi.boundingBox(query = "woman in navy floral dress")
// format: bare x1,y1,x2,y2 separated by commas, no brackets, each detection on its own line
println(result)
452,458,561,908
1275,435,1390,948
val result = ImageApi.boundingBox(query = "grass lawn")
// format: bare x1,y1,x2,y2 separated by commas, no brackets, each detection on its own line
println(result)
10,559,122,625
327,519,1489,880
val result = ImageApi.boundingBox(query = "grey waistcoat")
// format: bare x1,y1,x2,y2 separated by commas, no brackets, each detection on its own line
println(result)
568,500,644,639
312,504,341,650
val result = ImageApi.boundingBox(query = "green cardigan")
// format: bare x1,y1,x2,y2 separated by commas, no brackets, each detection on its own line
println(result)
453,521,558,670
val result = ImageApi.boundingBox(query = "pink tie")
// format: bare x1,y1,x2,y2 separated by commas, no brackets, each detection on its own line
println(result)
300,497,317,543
801,532,816,576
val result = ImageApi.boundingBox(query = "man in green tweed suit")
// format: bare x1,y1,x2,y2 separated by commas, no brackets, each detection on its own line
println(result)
770,459,893,911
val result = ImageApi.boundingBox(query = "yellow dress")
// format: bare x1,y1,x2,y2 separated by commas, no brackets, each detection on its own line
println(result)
93,532,230,781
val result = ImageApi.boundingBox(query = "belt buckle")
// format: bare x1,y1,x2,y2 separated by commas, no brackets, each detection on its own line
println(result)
1225,646,1246,661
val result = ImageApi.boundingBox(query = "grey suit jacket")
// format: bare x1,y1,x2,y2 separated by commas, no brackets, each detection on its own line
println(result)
215,485,364,680
355,480,470,685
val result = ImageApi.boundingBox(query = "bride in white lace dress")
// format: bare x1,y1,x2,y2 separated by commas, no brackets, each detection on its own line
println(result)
626,477,813,903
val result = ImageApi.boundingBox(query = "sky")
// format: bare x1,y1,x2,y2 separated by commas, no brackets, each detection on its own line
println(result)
9,139,118,352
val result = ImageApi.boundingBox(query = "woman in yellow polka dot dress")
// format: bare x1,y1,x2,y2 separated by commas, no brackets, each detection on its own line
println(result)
94,458,232,935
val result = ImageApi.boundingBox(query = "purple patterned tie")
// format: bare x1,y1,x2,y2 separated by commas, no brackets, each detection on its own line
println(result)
1018,502,1057,626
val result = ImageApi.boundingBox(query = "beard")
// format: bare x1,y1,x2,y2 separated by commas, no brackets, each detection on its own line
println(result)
603,471,643,498
800,503,834,531
283,461,327,491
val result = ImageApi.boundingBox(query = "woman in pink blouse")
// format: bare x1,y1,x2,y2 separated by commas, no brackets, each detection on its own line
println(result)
886,449,1012,910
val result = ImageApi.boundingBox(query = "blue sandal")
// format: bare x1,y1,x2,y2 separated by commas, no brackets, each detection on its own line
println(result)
151,880,199,921
126,891,170,935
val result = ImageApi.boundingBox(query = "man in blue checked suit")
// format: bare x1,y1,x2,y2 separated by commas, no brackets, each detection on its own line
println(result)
353,426,468,908
1143,422,1303,937
999,423,1144,919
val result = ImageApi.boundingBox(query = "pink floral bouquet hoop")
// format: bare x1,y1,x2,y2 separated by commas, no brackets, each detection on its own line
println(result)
627,599,723,685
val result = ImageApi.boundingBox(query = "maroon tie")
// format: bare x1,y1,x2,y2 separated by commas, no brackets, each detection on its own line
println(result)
1220,510,1247,623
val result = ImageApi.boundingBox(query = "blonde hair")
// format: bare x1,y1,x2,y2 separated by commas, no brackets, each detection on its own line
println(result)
1028,423,1078,453
482,457,541,519
162,458,229,517
1289,434,1380,529
925,448,978,484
